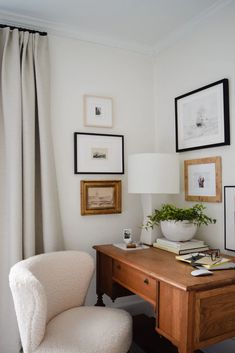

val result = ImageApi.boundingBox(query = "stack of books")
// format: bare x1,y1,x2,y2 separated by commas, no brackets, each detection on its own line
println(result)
153,238,209,255
175,252,235,270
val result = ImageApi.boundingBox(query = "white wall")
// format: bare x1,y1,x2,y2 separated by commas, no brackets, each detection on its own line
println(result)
154,2,235,251
153,2,235,352
49,35,155,304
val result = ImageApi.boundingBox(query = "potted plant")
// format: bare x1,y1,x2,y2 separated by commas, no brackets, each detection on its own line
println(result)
145,203,216,241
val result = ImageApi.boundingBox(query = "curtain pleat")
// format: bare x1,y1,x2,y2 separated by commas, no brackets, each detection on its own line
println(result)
21,32,36,258
0,27,64,353
33,35,64,253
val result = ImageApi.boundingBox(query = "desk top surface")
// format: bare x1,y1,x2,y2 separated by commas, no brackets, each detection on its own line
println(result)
94,244,235,291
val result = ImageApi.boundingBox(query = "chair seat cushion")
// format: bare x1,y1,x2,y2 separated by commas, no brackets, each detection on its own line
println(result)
35,306,132,353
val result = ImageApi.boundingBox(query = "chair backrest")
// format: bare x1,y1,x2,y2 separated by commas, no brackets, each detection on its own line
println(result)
9,250,94,353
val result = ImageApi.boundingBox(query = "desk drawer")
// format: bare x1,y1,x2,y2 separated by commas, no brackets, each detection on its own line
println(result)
113,260,156,304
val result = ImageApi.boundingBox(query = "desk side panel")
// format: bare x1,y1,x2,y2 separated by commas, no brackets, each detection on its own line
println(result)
195,284,235,348
96,252,113,296
157,281,194,350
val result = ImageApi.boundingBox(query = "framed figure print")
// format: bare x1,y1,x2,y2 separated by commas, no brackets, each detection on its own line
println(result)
184,156,222,202
84,95,113,128
175,79,230,152
224,186,235,251
80,180,122,215
74,132,124,174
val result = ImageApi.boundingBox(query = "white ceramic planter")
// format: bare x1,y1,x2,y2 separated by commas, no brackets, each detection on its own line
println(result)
160,220,197,241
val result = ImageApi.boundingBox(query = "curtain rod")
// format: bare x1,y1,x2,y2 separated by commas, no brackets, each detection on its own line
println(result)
0,24,47,36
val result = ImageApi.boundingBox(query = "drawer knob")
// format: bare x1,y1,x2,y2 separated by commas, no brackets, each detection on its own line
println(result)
144,278,149,285
117,264,121,270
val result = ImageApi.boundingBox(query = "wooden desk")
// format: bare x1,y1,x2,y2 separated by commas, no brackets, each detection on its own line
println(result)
93,244,235,353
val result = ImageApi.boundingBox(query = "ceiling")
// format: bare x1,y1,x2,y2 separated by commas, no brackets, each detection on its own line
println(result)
0,0,231,54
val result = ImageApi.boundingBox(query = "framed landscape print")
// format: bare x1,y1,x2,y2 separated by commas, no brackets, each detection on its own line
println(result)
224,186,235,251
184,156,222,202
80,180,122,215
84,95,113,128
175,79,230,152
74,132,124,174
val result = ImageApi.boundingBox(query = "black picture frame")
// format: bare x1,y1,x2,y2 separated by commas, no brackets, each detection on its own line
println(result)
175,79,230,152
74,132,124,174
224,186,235,252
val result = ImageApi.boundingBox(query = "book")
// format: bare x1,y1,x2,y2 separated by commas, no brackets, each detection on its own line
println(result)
177,246,210,255
175,253,203,263
176,253,231,268
153,243,209,255
196,262,235,271
156,238,205,250
195,256,231,269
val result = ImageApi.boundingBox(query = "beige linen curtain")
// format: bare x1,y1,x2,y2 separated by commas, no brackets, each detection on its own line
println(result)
0,28,64,353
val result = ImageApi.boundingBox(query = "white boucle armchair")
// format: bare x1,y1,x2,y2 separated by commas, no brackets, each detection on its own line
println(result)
9,250,132,353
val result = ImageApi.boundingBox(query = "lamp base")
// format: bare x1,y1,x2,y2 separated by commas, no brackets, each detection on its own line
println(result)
140,194,161,245
140,227,157,246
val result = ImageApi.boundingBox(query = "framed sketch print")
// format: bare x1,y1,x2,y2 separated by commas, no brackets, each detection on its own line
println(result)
175,79,230,152
184,156,222,202
224,186,235,251
84,95,113,128
74,132,124,174
80,180,122,215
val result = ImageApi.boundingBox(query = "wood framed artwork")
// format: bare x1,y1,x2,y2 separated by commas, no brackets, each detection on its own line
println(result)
84,95,113,128
74,132,124,174
184,156,222,202
224,186,235,251
175,79,230,152
80,180,122,215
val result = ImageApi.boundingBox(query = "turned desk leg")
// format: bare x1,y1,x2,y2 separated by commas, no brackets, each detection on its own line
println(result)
95,293,105,306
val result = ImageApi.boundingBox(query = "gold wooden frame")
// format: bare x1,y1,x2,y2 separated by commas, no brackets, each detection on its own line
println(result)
184,156,222,202
80,180,122,215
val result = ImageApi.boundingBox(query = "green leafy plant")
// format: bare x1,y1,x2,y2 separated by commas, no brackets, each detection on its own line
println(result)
145,203,216,229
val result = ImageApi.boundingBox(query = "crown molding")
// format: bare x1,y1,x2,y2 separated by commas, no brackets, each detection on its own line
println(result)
0,9,154,56
0,0,232,57
153,0,233,56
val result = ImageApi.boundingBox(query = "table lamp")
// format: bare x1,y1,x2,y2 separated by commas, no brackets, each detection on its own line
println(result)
128,153,179,245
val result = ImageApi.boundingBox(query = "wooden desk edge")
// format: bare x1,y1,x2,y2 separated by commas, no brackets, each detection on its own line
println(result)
93,244,235,292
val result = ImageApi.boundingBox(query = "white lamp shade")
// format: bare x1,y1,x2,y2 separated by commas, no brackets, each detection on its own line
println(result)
128,153,179,194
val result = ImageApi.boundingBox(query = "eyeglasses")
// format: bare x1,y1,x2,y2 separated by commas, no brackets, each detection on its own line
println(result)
202,249,220,261
190,249,220,263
